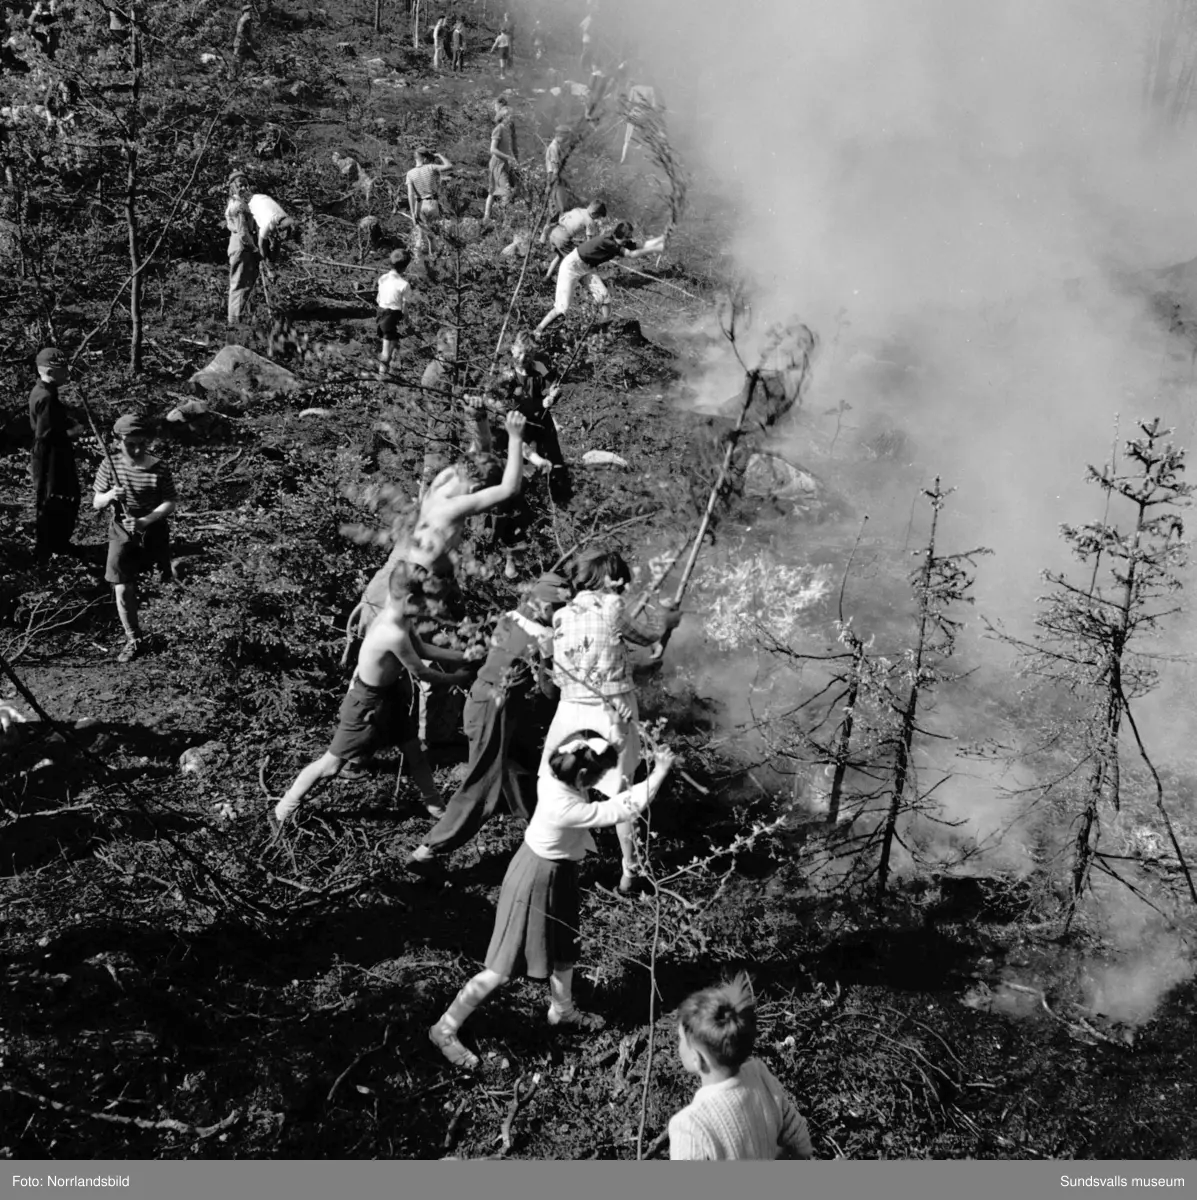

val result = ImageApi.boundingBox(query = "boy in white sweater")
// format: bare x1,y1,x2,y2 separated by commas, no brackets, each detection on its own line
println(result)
669,974,814,1160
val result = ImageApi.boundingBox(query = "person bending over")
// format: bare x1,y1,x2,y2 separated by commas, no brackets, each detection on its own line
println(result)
535,221,664,334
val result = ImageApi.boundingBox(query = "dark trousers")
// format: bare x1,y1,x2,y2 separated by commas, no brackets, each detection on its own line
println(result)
423,685,541,857
34,495,79,561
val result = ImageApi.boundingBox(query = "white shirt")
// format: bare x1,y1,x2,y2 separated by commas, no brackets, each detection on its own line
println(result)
523,773,653,861
248,193,288,237
557,206,597,241
668,1059,813,1161
376,270,411,310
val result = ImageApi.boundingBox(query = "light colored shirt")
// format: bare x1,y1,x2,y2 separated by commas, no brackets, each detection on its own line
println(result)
94,455,177,519
557,206,597,241
491,115,517,160
376,270,411,310
523,773,653,861
668,1059,813,1161
406,163,440,201
551,590,669,700
225,195,254,254
545,139,562,180
248,193,287,237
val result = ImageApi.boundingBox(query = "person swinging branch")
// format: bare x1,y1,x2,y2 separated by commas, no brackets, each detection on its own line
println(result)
429,734,677,1067
408,572,569,870
271,565,476,829
535,221,665,335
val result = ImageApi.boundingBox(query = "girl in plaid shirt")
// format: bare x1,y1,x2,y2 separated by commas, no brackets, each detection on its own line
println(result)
541,548,681,893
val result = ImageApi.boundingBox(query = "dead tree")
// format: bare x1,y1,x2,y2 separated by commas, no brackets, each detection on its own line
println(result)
1008,419,1197,924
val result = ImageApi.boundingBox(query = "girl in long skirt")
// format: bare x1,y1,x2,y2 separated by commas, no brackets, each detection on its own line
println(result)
429,734,676,1068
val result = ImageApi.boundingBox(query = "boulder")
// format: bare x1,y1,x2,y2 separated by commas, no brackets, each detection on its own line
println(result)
743,453,819,502
179,741,230,776
189,345,302,396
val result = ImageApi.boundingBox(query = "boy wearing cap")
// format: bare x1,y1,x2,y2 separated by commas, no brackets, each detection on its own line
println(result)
376,249,413,378
535,220,665,334
225,172,259,325
28,346,81,563
409,572,568,869
92,415,177,663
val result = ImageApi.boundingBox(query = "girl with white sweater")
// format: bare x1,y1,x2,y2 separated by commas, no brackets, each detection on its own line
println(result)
429,733,676,1068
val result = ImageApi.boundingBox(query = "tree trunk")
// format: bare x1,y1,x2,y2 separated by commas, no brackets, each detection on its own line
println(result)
876,481,941,901
374,0,381,34
126,9,143,374
826,641,863,826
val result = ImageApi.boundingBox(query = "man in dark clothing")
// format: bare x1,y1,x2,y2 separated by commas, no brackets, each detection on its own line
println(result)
28,346,81,563
408,572,568,868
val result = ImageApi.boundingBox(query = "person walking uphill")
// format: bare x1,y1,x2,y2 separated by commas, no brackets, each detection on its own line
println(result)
28,346,81,563
483,98,519,223
272,564,476,829
92,415,176,663
408,572,568,870
429,735,677,1068
376,249,413,379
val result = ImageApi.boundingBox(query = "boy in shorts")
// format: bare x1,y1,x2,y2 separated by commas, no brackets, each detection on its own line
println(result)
272,565,477,829
376,248,413,378
92,414,177,663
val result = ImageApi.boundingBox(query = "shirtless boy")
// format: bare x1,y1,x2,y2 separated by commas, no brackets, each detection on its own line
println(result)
409,410,527,579
272,565,476,829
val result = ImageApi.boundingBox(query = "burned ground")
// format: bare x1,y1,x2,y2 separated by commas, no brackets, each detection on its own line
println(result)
2,0,1196,1164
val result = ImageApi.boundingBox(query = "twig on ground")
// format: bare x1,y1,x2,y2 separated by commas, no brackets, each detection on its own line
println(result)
326,1023,394,1104
2,1084,239,1139
498,1072,540,1155
443,1098,469,1151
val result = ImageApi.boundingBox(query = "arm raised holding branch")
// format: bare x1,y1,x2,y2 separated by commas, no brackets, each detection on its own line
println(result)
429,735,678,1069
